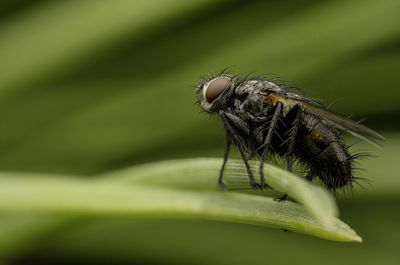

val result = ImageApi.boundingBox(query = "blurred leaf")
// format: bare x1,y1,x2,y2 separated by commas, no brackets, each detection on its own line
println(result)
0,215,69,261
17,202,398,265
0,0,216,93
0,0,399,174
344,132,400,199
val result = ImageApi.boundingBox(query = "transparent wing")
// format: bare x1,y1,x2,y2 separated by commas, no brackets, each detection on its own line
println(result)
302,102,385,148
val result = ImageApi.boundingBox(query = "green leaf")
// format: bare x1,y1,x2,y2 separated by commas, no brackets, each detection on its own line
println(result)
0,159,361,242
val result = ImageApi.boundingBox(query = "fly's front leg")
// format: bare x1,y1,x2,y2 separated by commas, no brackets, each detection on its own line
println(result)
260,102,283,187
218,129,231,191
220,111,261,189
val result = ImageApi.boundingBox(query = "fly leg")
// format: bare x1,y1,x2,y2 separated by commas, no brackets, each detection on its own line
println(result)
260,101,283,188
220,111,262,189
218,130,231,191
276,104,302,202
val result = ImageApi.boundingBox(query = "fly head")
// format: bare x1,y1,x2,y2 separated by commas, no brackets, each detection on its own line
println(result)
196,74,237,113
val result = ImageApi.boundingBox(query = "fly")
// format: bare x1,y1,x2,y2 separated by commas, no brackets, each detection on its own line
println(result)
196,70,384,196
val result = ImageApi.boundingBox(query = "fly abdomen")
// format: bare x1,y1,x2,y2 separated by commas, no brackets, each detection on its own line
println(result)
296,114,353,189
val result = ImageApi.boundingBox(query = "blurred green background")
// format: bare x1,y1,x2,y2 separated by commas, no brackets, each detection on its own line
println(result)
0,0,399,264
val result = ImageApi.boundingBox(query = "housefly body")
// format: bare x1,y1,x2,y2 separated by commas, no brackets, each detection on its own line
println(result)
196,70,384,195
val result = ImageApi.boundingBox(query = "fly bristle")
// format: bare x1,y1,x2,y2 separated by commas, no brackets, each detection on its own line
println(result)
346,141,361,149
326,98,343,110
351,167,368,173
352,176,371,191
349,152,374,160
219,66,234,75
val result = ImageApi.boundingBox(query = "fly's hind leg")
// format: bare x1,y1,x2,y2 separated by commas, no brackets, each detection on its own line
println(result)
285,104,302,172
276,104,303,202
260,102,283,188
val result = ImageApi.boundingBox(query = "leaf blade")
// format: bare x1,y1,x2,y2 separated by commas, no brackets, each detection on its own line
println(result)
0,159,360,242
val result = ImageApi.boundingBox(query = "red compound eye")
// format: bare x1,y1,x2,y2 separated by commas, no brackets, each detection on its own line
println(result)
203,77,230,103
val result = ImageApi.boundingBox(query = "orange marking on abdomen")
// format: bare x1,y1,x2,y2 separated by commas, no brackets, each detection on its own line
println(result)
311,129,324,142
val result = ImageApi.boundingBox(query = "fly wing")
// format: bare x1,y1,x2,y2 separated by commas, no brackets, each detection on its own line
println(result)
303,102,385,148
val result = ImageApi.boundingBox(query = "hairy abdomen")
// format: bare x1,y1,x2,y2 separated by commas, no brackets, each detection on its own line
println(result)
294,114,353,189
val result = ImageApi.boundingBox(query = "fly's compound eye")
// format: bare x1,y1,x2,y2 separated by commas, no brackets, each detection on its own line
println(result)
203,77,230,103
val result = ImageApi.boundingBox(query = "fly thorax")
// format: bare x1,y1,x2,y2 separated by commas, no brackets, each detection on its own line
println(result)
235,81,257,95
244,92,263,115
